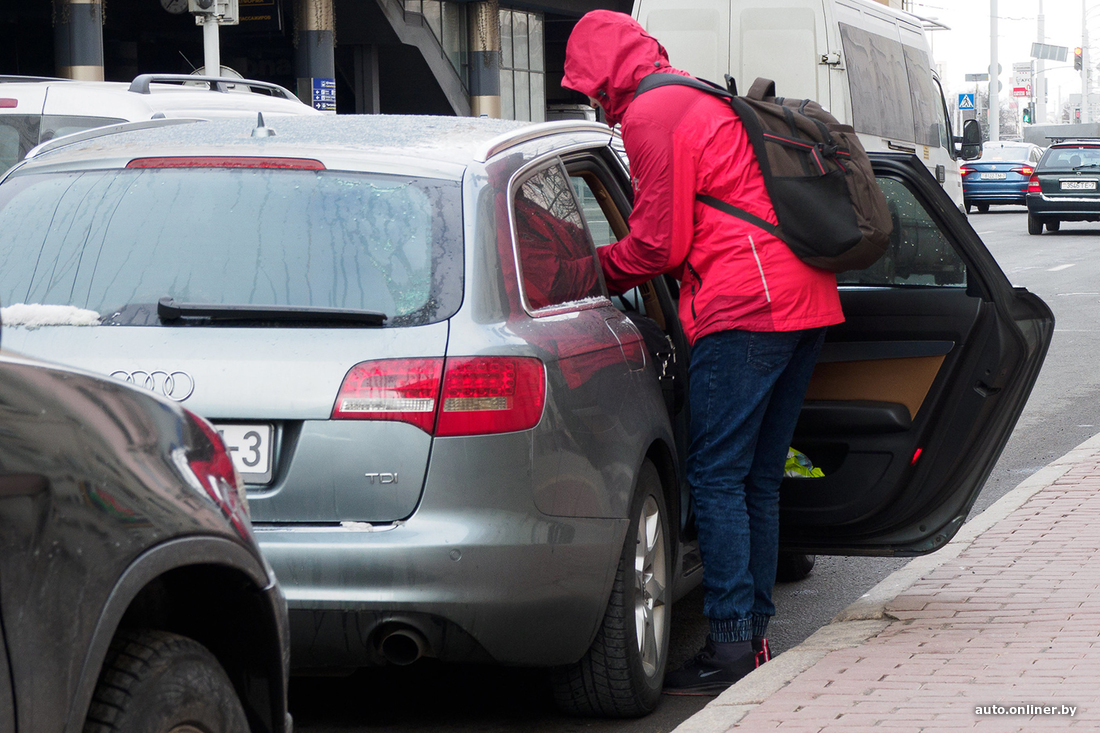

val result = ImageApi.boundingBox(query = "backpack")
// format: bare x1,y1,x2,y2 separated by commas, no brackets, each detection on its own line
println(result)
634,73,892,273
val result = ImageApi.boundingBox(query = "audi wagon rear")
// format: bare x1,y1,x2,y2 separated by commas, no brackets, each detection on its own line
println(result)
0,115,684,717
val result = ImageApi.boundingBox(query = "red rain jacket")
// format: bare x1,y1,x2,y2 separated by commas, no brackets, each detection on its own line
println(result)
561,11,844,343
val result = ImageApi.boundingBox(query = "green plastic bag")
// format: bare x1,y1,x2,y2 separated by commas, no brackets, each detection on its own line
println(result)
784,447,824,478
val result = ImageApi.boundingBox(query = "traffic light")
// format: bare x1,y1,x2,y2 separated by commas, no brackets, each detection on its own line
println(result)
1023,106,1032,124
1075,47,1083,71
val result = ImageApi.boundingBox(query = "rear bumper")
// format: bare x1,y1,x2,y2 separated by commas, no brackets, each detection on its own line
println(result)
253,508,626,668
963,181,1027,205
1027,192,1100,219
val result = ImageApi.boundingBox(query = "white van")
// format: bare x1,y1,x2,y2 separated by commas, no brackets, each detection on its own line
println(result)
632,0,977,211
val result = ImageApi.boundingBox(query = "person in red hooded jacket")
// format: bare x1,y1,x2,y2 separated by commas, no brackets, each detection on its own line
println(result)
562,10,845,695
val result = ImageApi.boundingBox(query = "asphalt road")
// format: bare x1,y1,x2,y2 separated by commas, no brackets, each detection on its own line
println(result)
293,206,1095,733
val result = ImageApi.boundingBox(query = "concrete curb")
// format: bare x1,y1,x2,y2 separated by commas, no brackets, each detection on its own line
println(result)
670,431,1100,733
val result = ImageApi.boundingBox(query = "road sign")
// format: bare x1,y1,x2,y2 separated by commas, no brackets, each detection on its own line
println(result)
958,93,975,110
965,73,989,82
1032,42,1069,62
1012,86,1030,98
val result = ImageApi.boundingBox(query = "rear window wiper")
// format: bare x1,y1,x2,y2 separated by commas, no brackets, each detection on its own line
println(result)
1072,163,1100,170
157,297,387,325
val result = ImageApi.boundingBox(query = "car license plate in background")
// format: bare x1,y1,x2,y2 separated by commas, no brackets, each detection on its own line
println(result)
980,172,1007,180
215,423,274,484
1062,180,1098,191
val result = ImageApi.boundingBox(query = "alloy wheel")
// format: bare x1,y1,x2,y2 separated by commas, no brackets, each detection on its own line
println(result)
634,494,668,677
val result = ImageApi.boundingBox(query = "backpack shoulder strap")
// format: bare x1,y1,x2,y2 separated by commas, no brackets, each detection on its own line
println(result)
634,73,732,100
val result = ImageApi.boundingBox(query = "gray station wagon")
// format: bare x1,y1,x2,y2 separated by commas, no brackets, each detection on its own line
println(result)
0,114,1052,717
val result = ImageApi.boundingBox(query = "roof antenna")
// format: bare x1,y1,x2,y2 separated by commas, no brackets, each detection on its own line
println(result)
252,112,276,138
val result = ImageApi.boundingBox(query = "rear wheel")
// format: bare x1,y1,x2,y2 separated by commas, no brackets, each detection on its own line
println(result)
84,629,248,733
964,201,973,214
1046,219,1061,232
976,203,990,213
552,459,671,717
1027,213,1044,235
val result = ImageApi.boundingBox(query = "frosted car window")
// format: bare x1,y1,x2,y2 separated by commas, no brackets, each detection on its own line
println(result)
837,177,965,287
0,168,463,327
513,164,602,311
840,23,914,142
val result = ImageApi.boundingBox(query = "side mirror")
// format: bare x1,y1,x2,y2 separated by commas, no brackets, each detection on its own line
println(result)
957,119,983,161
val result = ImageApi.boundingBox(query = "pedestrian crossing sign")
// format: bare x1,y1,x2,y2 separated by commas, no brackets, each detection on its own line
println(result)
958,93,975,110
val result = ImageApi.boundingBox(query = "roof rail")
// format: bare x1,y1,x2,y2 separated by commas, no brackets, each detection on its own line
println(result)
476,120,615,162
1047,136,1100,143
0,75,70,83
23,117,202,162
127,74,298,101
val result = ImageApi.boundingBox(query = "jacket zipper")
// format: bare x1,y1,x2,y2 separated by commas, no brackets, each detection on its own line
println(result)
685,261,701,320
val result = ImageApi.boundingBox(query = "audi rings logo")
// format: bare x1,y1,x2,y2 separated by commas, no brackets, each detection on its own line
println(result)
111,370,195,402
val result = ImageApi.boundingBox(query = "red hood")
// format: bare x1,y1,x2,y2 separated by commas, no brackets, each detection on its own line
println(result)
561,10,681,126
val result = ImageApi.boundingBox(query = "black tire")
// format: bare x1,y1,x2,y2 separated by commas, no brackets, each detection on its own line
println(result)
84,629,249,733
964,202,973,214
1047,219,1061,232
976,203,990,213
1027,213,1044,235
775,552,816,582
551,460,671,718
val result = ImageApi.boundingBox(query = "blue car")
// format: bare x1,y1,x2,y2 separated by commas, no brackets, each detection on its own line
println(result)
962,141,1044,213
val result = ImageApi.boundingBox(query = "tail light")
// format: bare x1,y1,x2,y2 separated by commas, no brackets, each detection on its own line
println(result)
1012,166,1034,176
0,99,16,109
1028,174,1041,193
332,356,546,436
178,410,250,538
959,166,973,176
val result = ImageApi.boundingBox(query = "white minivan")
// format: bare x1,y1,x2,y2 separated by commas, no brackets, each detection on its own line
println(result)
632,0,980,211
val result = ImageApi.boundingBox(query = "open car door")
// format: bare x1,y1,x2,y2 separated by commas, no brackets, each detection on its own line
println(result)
780,153,1053,556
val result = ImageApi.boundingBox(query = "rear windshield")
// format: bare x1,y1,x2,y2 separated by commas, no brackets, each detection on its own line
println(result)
978,144,1032,162
1040,145,1100,170
0,167,463,327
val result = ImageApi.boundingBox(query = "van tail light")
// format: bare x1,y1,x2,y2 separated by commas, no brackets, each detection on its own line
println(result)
1028,174,1042,193
178,409,250,538
0,99,16,109
332,356,546,436
1013,166,1034,176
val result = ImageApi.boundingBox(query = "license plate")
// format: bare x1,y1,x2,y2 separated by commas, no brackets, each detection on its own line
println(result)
1061,180,1097,191
215,423,274,484
980,172,1007,180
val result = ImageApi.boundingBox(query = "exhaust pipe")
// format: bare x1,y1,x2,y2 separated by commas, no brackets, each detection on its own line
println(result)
378,626,429,666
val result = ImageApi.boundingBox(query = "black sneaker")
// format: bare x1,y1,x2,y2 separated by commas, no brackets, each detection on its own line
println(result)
662,638,757,695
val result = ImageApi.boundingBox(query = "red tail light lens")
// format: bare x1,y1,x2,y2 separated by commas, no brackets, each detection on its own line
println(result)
1013,166,1034,176
332,356,546,436
331,358,444,432
436,356,545,436
181,410,250,537
0,99,16,109
1028,174,1041,193
959,166,973,176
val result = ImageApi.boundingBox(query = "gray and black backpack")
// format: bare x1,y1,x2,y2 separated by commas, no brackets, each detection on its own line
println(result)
634,73,892,273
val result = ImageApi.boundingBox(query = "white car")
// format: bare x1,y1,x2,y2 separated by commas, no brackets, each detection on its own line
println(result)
0,73,319,173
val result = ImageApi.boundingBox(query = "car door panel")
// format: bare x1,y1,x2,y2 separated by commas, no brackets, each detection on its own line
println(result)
780,155,1053,555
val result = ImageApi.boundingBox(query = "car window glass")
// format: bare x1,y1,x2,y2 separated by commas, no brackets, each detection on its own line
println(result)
513,164,603,311
0,168,464,326
570,176,615,247
840,23,914,141
837,176,966,287
1042,146,1100,168
0,116,40,174
39,115,126,143
902,45,939,147
979,144,1033,162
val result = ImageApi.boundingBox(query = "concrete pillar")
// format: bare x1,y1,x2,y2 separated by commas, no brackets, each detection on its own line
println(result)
352,45,380,114
468,1,501,118
53,0,104,81
295,0,336,113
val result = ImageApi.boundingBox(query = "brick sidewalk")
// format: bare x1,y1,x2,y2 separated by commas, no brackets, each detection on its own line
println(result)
675,437,1100,732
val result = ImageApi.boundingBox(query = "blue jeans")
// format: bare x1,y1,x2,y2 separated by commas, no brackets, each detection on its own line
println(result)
688,328,826,643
